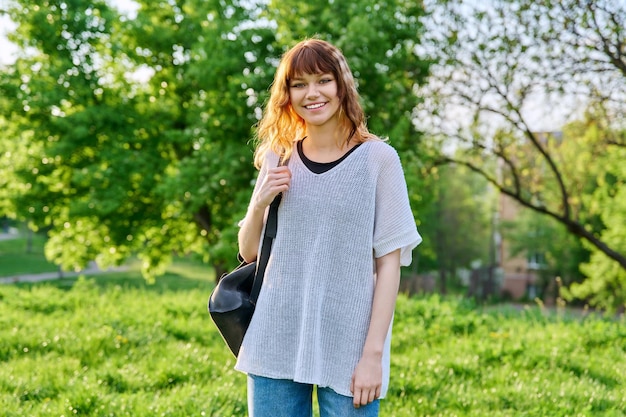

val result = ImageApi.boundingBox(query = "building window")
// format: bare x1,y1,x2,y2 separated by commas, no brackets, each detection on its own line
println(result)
527,252,545,270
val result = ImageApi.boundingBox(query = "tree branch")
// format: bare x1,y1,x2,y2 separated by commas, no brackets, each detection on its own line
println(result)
588,2,626,77
440,156,626,270
467,59,573,221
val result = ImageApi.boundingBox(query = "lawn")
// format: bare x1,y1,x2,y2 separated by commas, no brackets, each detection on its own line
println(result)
1,260,625,416
0,233,59,277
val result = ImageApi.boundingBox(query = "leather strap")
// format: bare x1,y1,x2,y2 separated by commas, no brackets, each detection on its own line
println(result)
249,155,285,304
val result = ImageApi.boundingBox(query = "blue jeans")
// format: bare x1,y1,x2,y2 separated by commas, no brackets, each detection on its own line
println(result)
248,374,380,417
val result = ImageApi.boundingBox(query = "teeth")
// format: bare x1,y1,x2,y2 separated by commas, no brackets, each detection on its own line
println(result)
306,103,325,109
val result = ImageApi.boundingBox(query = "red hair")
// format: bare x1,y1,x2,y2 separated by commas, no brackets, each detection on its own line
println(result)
254,39,375,168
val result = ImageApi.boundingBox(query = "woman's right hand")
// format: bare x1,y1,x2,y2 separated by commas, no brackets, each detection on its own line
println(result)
238,165,291,263
253,166,291,209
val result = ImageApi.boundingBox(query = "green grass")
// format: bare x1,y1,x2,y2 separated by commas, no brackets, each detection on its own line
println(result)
0,264,625,415
0,234,58,276
389,297,626,416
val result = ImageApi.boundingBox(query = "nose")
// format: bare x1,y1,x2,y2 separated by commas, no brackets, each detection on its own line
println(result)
306,83,320,99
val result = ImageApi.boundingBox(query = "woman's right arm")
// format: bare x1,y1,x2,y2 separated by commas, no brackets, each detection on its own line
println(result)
237,165,291,263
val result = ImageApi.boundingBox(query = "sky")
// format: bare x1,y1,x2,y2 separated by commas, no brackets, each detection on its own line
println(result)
0,14,17,65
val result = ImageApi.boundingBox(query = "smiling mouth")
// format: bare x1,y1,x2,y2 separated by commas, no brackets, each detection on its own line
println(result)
305,103,326,110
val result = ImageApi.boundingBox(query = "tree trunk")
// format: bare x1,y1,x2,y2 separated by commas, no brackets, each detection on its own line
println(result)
439,268,447,295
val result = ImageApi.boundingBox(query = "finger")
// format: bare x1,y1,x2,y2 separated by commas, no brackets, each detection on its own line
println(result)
352,388,361,408
261,177,290,200
267,166,289,177
269,181,289,191
267,175,291,189
266,175,290,186
359,389,369,406
277,166,291,176
269,166,291,178
368,387,377,404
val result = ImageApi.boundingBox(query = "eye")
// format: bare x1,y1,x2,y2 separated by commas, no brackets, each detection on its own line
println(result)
319,77,333,84
290,82,305,88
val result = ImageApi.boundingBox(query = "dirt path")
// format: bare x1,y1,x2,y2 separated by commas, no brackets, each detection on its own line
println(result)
0,232,126,284
0,262,128,284
0,231,19,241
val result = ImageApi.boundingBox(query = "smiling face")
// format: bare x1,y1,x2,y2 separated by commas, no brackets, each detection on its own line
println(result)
288,72,341,129
263,39,368,147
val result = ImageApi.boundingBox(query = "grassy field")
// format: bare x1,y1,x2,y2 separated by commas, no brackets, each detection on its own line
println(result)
0,241,625,416
0,232,58,276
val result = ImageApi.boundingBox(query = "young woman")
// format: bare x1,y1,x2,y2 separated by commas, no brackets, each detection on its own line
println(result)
236,38,422,417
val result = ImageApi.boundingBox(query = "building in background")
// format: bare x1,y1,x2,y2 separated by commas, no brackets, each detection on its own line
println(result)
497,194,540,299
495,132,562,300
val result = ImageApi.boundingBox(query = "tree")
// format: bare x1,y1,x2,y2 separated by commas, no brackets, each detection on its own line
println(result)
0,0,274,278
568,123,626,311
502,205,589,299
0,0,433,280
418,0,626,309
417,163,494,293
266,0,430,147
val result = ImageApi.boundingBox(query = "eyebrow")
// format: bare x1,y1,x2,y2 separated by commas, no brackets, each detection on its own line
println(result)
290,73,332,81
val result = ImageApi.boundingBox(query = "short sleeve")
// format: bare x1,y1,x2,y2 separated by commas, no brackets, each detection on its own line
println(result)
372,145,422,266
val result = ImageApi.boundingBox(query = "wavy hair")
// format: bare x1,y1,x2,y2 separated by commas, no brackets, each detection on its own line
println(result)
253,39,376,168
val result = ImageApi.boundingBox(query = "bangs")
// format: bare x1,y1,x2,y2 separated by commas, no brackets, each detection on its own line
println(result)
286,45,337,80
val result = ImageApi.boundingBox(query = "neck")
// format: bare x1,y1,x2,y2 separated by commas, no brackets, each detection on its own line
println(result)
302,128,354,163
305,123,350,149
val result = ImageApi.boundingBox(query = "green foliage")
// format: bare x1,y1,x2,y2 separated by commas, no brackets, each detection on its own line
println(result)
501,207,589,291
0,0,275,278
567,133,626,312
420,0,626,306
416,164,494,286
266,0,430,146
0,0,433,281
0,276,624,416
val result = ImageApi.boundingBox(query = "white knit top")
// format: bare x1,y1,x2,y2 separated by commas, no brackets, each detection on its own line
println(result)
235,139,422,398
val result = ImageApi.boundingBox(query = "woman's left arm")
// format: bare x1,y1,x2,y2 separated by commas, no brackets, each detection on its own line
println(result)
350,248,401,408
